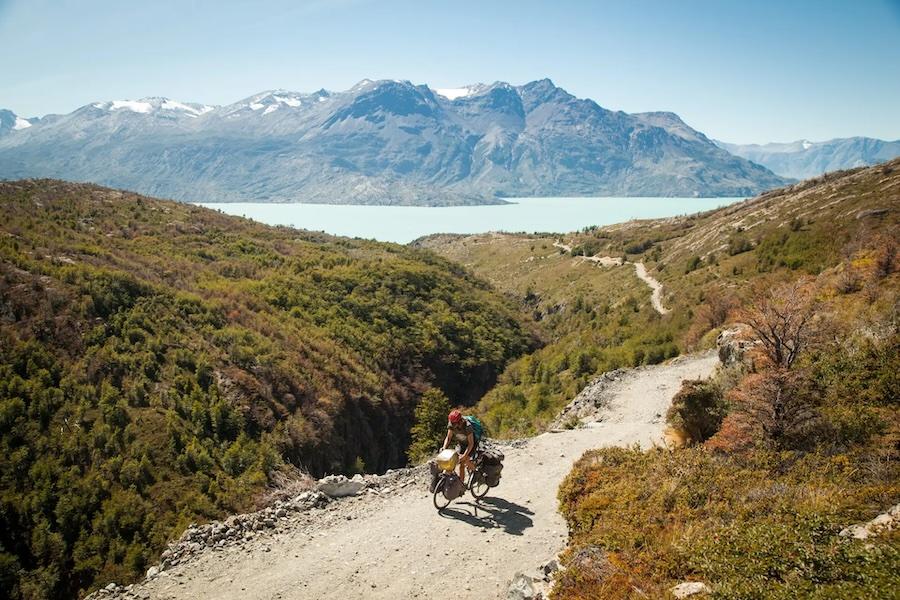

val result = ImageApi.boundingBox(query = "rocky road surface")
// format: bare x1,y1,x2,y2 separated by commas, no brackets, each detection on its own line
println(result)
101,353,718,600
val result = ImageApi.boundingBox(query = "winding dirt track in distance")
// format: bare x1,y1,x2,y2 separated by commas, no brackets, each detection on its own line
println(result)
134,353,718,600
553,241,670,314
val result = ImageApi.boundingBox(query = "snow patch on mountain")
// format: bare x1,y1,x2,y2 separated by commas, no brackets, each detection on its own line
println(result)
110,100,154,113
434,87,474,100
161,100,206,116
13,117,31,130
274,95,301,107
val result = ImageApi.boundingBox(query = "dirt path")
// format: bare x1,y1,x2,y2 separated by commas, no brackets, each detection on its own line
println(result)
553,241,670,314
134,353,717,600
632,262,670,314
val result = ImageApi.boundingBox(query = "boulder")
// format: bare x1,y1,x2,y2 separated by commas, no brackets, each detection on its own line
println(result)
716,325,757,366
317,475,365,498
539,558,560,580
146,566,159,579
507,573,537,599
671,582,711,598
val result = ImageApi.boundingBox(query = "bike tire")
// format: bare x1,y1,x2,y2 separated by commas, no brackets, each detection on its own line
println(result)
433,477,452,510
470,471,490,499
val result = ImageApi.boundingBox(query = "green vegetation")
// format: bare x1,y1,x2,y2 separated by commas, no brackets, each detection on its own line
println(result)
422,234,684,436
665,378,727,444
556,445,898,599
421,161,900,598
407,388,451,464
553,200,899,598
422,160,900,438
0,180,533,598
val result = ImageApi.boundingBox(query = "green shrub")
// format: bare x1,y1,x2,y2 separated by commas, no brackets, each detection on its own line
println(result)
666,378,727,443
407,388,452,464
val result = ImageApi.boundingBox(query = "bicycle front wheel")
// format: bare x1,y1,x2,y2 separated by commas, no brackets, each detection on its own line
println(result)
433,477,452,510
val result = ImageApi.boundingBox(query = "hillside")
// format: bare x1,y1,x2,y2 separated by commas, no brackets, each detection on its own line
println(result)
718,137,900,179
0,180,533,598
0,79,786,205
421,159,899,598
419,159,900,436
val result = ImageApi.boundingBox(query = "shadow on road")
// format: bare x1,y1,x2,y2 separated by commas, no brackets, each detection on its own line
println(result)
438,496,534,535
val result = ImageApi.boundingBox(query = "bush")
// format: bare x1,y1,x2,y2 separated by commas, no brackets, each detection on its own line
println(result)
407,388,452,464
727,234,753,255
666,379,727,444
555,446,900,600
685,256,702,273
719,368,822,451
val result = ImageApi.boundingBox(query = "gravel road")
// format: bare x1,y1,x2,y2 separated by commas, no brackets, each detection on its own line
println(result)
125,352,718,600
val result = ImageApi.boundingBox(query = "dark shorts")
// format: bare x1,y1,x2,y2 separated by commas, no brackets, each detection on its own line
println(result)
455,443,479,462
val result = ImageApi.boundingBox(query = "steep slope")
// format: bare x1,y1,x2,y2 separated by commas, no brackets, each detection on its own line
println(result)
421,160,899,598
0,79,787,204
718,136,900,179
0,180,533,598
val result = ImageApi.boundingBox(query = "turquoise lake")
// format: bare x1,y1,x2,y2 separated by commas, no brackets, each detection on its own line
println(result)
197,196,745,244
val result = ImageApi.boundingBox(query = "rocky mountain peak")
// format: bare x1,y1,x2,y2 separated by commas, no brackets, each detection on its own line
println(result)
0,78,789,203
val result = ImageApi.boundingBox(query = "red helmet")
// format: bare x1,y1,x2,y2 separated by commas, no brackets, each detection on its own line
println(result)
448,409,463,425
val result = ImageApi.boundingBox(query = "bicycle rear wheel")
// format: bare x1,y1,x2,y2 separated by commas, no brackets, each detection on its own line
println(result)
469,471,490,499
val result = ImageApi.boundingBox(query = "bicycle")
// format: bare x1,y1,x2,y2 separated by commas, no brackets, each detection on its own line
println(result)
432,454,489,510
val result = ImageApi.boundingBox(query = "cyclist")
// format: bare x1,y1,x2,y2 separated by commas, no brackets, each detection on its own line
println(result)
441,409,477,482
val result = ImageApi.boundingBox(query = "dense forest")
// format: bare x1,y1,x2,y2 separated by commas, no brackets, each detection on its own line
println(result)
0,180,534,598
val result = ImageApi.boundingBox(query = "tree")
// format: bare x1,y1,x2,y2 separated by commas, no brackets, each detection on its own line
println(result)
724,368,820,450
407,388,451,464
742,278,818,369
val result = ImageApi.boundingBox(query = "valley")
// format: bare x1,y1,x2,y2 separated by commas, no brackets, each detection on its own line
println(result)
1,160,897,599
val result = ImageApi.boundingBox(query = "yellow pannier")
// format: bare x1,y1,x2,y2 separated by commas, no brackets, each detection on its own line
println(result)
436,449,459,472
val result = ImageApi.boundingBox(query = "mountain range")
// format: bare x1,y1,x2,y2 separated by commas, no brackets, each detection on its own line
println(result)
0,79,787,205
716,137,900,180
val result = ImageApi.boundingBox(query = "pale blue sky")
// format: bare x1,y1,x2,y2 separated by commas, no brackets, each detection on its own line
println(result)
1,0,898,143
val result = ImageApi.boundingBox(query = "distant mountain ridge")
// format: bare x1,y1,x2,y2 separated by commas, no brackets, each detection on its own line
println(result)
0,79,787,204
716,137,900,180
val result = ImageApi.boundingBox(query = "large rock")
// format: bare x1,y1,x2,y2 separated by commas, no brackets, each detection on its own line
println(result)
716,325,757,366
671,581,711,597
549,369,628,429
316,474,365,498
507,573,538,600
839,503,899,540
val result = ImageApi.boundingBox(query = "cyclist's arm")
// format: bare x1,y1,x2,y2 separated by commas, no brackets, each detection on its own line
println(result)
462,431,475,460
441,429,452,450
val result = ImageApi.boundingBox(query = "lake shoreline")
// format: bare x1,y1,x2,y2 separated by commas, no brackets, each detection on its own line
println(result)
195,196,745,244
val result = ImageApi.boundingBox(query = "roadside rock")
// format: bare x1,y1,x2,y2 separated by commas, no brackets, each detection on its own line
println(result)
317,474,366,497
549,369,628,428
716,325,757,366
507,573,540,599
839,503,899,540
671,581,711,597
539,558,559,580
